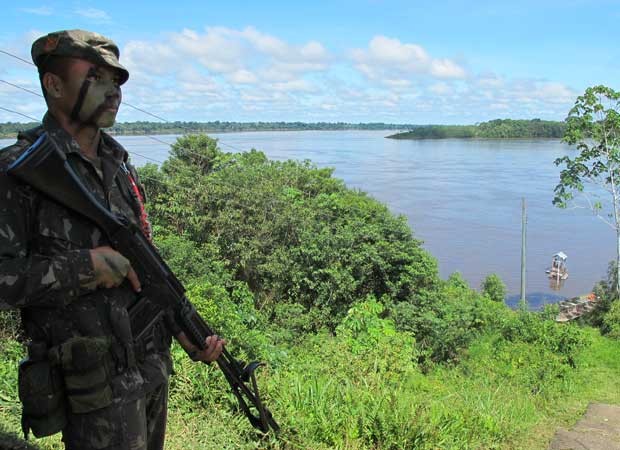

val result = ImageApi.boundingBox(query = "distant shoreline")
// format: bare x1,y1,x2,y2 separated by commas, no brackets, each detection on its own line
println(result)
0,118,567,140
387,118,566,140
0,121,414,139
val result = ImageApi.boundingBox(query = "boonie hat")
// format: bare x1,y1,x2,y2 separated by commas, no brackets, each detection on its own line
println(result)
31,29,129,85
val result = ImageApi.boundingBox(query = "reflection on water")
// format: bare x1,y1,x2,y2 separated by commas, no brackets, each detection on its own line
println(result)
505,292,567,310
0,130,613,300
549,277,567,291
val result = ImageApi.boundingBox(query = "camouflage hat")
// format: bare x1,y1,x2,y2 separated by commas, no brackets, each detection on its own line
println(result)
31,29,129,85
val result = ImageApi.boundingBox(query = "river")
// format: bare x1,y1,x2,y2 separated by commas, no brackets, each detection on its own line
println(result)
1,130,613,307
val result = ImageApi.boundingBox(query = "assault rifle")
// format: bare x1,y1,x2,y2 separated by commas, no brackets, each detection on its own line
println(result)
8,133,280,434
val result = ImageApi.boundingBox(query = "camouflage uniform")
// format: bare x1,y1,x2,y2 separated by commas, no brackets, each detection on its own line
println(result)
0,31,175,450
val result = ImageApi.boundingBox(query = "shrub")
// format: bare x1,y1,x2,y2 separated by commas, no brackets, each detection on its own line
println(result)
481,273,507,302
0,310,21,341
391,273,509,365
141,135,440,332
500,309,589,368
602,300,620,339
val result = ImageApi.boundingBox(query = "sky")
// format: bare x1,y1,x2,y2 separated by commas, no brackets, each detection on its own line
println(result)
0,0,618,124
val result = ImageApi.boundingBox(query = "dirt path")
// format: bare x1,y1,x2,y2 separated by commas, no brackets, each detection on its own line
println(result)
549,403,620,450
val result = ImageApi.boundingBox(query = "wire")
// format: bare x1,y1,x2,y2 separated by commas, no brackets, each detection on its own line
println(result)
0,77,240,164
0,105,284,207
0,79,43,98
121,101,173,124
0,49,311,248
0,69,301,202
0,49,34,66
0,50,313,221
0,48,247,153
0,106,39,122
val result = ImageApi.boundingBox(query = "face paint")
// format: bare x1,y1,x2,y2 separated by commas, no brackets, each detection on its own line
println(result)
70,66,122,129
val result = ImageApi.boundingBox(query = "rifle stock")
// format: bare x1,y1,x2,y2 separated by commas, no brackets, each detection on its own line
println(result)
7,133,280,434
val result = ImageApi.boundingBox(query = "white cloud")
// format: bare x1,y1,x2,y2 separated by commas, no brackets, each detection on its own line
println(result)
228,70,258,84
532,82,575,104
20,6,53,16
123,40,185,75
430,59,466,79
0,26,580,123
383,78,412,88
241,27,289,58
74,8,111,21
490,103,510,110
169,28,246,74
429,82,452,95
351,35,466,81
123,26,331,85
267,79,316,93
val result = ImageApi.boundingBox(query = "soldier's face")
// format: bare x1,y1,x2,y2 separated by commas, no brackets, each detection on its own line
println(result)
61,59,122,128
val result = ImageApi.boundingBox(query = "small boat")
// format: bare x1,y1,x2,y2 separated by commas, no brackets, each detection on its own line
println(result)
547,251,568,280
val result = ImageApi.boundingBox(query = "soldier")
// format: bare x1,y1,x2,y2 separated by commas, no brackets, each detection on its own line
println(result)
0,30,225,450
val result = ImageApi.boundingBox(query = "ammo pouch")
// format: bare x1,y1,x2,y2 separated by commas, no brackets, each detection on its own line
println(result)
18,343,67,438
49,336,114,414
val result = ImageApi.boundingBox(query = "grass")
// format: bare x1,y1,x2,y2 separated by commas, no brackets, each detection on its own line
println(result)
0,328,618,450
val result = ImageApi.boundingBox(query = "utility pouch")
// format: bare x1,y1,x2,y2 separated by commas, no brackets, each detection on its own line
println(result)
18,344,67,438
50,336,114,414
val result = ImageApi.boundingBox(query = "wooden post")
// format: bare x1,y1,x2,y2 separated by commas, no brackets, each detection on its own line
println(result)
520,198,527,305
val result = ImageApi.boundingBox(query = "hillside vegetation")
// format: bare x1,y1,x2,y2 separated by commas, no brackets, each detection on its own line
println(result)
0,121,412,139
1,134,618,450
387,118,566,139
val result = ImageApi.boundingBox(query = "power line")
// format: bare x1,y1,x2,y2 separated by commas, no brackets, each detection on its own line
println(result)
0,75,242,162
0,50,34,66
0,79,43,98
0,105,282,205
0,106,39,122
122,101,172,124
0,48,246,154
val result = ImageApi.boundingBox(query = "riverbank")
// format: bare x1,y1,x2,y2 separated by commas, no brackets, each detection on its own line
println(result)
387,118,565,139
0,118,567,140
0,121,413,139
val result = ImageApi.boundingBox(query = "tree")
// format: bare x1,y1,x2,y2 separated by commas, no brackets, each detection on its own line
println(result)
481,273,507,302
553,85,620,296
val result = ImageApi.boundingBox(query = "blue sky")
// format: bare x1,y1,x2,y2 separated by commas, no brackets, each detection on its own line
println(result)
1,0,618,124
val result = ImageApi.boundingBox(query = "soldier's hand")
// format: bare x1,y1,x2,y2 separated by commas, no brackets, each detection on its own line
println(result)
89,246,141,292
194,335,226,363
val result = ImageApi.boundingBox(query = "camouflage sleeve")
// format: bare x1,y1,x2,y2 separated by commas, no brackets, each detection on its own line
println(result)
0,173,96,308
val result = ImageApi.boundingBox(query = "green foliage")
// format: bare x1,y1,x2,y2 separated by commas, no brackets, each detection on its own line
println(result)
391,273,509,365
580,261,619,329
184,280,271,362
152,227,228,284
554,86,620,209
0,121,417,139
0,339,22,404
269,331,422,449
500,309,588,368
0,121,39,139
481,273,507,302
336,296,399,353
387,118,566,139
0,310,21,341
2,127,616,450
141,134,439,332
388,124,477,139
602,300,620,339
554,85,620,295
106,121,414,137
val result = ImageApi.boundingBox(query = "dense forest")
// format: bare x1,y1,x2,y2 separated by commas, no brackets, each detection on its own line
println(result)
0,134,619,449
387,118,566,139
0,118,566,139
0,121,413,138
